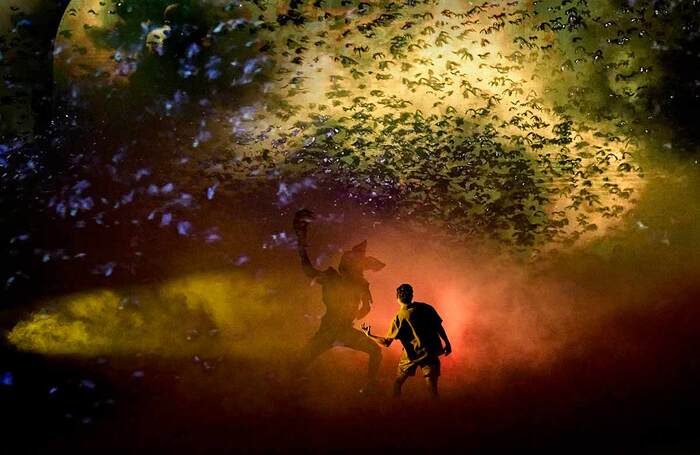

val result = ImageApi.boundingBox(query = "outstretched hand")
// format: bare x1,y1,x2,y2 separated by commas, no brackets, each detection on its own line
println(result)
360,322,372,337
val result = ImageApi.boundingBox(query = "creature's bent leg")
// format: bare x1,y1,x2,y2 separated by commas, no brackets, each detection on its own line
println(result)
343,328,382,383
296,330,333,375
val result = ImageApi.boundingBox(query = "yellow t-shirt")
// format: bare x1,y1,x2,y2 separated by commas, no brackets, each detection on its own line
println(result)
386,302,444,362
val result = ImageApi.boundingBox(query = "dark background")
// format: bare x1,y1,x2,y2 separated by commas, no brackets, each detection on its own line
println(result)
3,0,700,451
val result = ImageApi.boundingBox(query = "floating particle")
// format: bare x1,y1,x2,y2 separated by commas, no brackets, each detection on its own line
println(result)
235,255,250,266
160,213,172,226
177,220,192,236
1,372,13,386
206,183,218,200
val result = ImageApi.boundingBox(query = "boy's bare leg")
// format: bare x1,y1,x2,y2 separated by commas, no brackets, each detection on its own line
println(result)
424,373,439,399
393,374,409,398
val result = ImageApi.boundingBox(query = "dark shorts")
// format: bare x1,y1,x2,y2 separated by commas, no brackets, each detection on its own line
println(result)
397,355,440,378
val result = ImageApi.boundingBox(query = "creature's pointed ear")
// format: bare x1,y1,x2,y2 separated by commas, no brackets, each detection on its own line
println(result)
352,240,367,254
363,256,386,272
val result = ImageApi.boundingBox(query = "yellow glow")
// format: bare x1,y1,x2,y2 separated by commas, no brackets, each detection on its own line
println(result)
8,270,311,358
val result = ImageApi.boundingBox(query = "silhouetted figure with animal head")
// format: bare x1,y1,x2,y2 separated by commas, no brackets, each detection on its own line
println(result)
293,209,385,394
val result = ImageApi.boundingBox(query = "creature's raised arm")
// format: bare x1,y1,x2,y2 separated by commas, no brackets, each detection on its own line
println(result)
293,209,321,279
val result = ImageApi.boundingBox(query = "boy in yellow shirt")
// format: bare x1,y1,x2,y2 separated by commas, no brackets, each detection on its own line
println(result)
361,284,452,398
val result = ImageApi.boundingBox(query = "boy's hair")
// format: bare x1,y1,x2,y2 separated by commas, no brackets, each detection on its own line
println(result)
396,283,414,303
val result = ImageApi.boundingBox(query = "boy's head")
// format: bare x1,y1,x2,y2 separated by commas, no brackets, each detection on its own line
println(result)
396,283,414,304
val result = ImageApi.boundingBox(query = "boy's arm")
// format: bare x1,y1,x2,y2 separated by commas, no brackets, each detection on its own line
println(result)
437,324,452,356
360,323,393,347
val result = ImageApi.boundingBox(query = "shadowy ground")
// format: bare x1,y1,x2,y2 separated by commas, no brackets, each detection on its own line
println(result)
3,286,700,452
